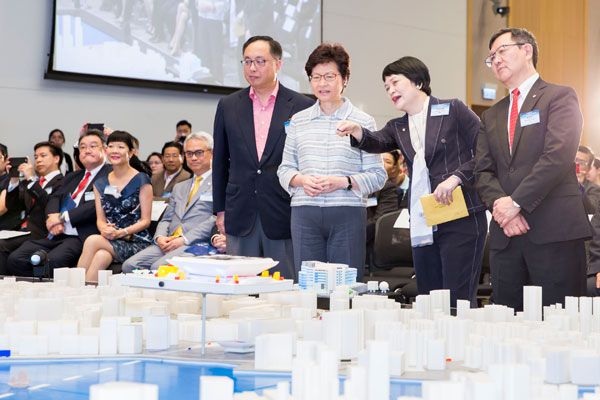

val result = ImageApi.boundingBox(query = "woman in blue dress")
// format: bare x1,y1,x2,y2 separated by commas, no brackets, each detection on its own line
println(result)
77,131,153,282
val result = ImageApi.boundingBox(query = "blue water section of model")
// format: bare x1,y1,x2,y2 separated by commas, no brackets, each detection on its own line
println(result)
0,358,595,399
0,358,421,399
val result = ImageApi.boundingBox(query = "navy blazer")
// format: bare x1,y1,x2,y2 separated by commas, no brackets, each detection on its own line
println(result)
352,97,485,215
212,84,314,239
5,173,64,238
46,164,111,242
475,79,591,249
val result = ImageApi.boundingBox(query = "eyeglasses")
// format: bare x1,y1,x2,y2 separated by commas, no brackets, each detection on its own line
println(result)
79,143,102,151
484,43,525,67
241,58,276,68
184,150,209,159
309,73,340,82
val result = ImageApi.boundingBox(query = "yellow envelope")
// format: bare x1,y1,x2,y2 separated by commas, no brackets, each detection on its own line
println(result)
420,186,469,226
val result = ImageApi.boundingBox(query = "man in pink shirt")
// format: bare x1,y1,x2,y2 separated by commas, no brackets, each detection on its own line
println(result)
212,36,314,280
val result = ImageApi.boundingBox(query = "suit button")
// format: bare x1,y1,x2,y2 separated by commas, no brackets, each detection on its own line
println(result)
257,169,262,175
441,138,446,144
254,190,258,194
509,167,515,173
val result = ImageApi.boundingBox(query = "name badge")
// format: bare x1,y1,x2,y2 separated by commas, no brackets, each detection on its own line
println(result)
199,193,213,202
84,191,95,202
430,103,450,117
104,185,120,198
519,109,540,127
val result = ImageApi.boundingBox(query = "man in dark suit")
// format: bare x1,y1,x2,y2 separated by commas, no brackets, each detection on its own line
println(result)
576,145,600,214
152,141,191,199
0,142,64,273
6,131,111,277
212,35,313,280
475,28,592,310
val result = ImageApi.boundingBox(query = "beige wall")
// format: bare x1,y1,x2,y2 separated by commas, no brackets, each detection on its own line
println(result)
587,0,600,151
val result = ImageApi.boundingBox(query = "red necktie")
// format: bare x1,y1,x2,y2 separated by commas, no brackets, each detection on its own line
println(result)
71,171,91,200
508,88,520,152
39,177,46,187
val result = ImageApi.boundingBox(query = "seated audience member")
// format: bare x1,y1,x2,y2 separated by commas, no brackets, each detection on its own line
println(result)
175,119,192,144
6,130,111,277
0,142,64,273
128,135,152,177
366,150,407,245
589,157,600,187
49,129,74,174
151,141,191,199
78,131,153,282
577,145,600,213
122,132,215,272
146,152,164,176
588,200,600,295
0,144,10,217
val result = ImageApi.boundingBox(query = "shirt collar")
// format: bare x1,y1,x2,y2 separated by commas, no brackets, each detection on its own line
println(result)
164,167,182,180
511,72,539,99
309,97,353,120
41,169,61,183
86,163,105,177
194,169,212,181
249,81,279,105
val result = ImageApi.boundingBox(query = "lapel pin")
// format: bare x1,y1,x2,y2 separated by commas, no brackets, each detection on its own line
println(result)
532,94,537,98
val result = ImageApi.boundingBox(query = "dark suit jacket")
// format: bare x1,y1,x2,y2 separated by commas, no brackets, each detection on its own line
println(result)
212,83,314,239
152,169,191,198
352,97,485,215
475,78,592,249
583,181,600,215
46,164,111,241
5,173,64,238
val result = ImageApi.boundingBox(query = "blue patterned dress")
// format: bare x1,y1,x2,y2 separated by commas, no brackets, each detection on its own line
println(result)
94,172,153,262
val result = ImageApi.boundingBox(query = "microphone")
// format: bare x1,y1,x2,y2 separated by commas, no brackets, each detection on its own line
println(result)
30,250,48,266
30,250,49,279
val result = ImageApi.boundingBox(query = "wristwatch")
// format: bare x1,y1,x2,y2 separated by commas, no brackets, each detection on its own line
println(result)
345,176,352,191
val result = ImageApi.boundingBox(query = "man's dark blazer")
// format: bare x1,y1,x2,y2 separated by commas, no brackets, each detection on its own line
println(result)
475,78,592,250
353,97,485,215
5,173,64,238
583,180,600,215
46,164,111,241
212,83,314,239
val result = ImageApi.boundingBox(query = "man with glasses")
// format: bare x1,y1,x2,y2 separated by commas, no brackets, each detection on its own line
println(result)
212,35,314,280
475,28,591,310
122,132,216,272
6,130,111,277
152,141,191,200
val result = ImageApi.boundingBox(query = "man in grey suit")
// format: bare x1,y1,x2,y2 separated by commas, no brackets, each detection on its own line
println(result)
122,132,216,272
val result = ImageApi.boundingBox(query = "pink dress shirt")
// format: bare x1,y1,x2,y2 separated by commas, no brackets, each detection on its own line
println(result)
249,82,279,161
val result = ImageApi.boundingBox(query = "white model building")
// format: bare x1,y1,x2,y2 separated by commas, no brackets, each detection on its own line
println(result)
298,261,357,295
4,268,600,399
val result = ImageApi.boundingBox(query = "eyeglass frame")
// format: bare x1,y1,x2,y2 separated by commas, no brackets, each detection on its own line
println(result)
78,143,103,151
240,57,278,68
184,150,209,159
484,43,526,67
309,72,341,82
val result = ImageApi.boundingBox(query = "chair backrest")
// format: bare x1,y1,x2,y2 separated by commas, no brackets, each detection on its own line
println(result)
372,210,413,269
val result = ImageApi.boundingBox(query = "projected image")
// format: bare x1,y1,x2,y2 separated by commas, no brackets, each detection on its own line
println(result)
52,0,321,92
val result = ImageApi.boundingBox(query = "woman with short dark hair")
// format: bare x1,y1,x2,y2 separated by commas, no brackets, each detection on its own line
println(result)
77,130,153,282
337,56,486,307
278,43,386,278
